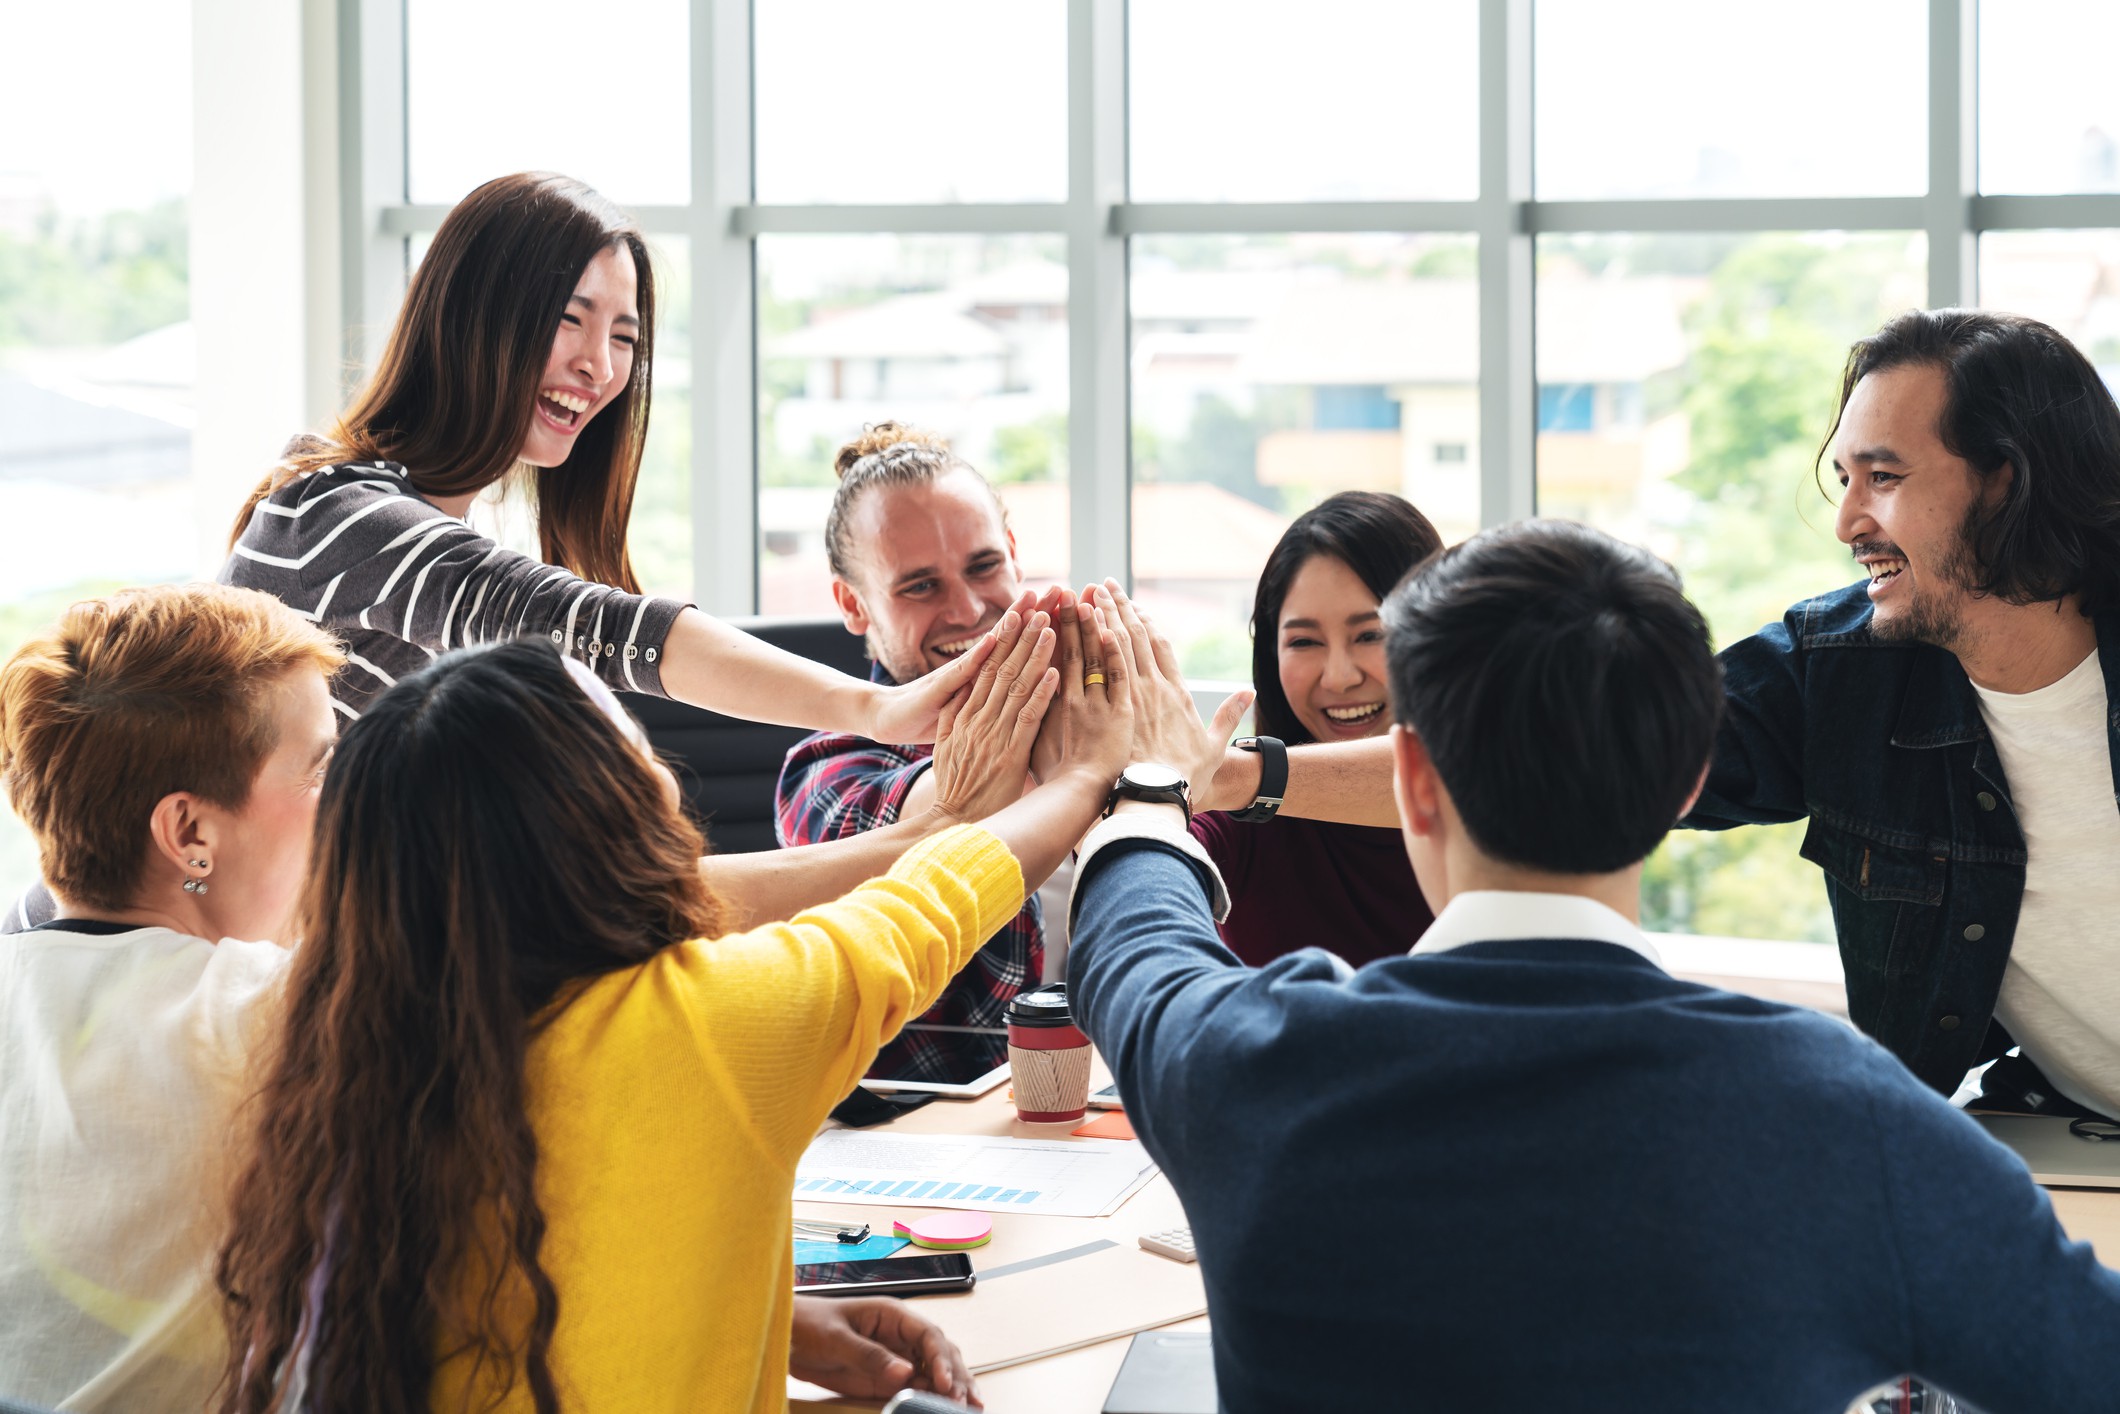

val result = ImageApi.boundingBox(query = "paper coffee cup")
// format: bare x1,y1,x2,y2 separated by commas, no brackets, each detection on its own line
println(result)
1006,984,1091,1123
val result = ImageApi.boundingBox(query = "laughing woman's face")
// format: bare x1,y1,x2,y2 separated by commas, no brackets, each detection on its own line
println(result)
519,244,640,468
1277,553,1390,745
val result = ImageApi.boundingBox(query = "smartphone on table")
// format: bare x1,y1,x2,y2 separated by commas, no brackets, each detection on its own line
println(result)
1089,1083,1124,1110
793,1251,975,1297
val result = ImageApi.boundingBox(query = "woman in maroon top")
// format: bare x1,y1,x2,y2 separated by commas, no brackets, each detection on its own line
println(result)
1190,491,1442,966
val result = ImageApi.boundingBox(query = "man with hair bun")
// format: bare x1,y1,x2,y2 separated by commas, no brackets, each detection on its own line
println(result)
1689,308,2120,1120
777,422,1407,1083
1064,518,2120,1410
777,423,1053,1082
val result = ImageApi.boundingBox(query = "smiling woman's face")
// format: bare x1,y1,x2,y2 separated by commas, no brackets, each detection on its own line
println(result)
519,243,640,468
1277,553,1390,743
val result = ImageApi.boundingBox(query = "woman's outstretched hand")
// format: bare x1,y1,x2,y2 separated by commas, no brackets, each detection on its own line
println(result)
1088,581,1251,792
865,591,1034,744
788,1295,982,1407
928,605,1057,825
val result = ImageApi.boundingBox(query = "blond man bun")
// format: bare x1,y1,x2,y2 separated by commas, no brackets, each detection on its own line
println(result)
824,420,1008,583
832,421,954,479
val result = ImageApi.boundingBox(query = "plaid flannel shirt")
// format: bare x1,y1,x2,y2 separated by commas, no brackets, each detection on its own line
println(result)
774,664,1045,1084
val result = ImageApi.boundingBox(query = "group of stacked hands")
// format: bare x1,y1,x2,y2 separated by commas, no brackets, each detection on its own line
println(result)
3,170,2120,1414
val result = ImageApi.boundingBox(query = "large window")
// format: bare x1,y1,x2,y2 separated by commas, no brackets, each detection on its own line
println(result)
16,1,2120,945
253,0,2120,945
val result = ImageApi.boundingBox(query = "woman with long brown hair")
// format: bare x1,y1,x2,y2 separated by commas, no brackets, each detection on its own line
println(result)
213,602,1141,1413
221,170,985,741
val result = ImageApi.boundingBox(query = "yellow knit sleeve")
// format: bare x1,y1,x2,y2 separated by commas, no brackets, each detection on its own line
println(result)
648,824,1025,1151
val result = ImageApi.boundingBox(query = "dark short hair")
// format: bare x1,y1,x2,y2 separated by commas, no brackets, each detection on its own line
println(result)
1384,520,1722,874
1250,491,1443,745
1824,308,2120,612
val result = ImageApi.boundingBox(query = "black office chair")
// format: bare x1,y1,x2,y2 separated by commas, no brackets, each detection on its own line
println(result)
618,616,872,855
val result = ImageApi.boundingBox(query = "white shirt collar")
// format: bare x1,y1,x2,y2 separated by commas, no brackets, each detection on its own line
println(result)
1411,890,1662,969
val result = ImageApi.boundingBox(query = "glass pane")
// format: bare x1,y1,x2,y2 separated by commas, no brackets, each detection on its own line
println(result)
407,0,689,205
631,237,692,599
1131,234,1480,682
1537,231,1927,944
1,0,195,906
757,236,1069,617
1130,0,1478,203
755,1,1067,205
1536,0,1926,199
1981,231,2120,389
1981,2,2120,193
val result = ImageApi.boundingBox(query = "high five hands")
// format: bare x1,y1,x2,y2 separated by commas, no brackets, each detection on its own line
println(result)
1029,582,1251,793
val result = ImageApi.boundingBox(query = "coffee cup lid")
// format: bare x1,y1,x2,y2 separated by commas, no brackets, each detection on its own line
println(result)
1007,984,1074,1026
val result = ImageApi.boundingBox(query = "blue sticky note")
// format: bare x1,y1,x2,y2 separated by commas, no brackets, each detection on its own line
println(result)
794,1233,910,1265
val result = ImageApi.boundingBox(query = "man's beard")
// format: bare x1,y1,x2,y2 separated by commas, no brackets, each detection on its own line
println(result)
866,635,924,688
1864,503,1985,651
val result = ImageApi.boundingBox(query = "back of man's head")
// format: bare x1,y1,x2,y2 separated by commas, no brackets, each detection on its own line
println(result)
1384,520,1722,875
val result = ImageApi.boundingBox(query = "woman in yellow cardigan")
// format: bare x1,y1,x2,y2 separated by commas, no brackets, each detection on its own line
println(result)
212,600,1138,1414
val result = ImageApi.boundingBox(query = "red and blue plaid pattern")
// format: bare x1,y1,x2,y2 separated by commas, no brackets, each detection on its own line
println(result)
775,674,1044,1084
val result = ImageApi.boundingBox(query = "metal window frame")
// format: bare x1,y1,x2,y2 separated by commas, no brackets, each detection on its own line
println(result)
340,0,2120,613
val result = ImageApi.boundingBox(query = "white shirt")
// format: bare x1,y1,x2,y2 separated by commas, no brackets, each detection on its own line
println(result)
1412,889,1665,968
0,923,289,1411
1972,648,2120,1119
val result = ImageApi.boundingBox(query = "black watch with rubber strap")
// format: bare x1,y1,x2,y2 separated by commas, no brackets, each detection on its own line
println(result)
1228,735,1287,823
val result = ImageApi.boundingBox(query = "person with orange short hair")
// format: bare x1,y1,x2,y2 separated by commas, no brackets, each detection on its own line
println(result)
0,583,343,1412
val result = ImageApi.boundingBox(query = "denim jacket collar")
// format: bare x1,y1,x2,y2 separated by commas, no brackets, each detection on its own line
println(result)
1889,640,1988,752
1885,605,2120,755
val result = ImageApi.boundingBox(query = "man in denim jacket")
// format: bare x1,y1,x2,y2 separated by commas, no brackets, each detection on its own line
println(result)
1689,308,2120,1118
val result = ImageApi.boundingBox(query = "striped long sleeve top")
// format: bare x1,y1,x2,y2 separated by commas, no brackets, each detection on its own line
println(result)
219,459,691,721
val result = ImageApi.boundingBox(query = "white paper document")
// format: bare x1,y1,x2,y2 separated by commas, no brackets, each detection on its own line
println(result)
795,1131,1158,1218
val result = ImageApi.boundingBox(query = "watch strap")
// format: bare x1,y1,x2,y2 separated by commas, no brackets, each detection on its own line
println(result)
1069,810,1233,929
1105,765,1192,821
1228,735,1288,823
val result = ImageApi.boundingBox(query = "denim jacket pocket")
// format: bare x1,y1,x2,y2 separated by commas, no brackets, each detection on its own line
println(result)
1799,819,1946,905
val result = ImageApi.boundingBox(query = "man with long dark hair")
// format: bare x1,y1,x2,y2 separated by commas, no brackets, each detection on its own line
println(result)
1690,308,2120,1120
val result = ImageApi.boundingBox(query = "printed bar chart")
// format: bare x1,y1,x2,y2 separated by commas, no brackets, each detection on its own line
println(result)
795,1131,1158,1219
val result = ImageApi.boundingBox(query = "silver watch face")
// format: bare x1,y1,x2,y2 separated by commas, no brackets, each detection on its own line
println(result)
1121,761,1185,791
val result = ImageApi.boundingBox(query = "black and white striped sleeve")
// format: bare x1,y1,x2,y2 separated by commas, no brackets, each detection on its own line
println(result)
221,462,692,697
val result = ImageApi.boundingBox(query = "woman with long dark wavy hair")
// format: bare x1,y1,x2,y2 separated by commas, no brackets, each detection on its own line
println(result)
221,171,984,740
1186,490,1444,967
213,604,1140,1414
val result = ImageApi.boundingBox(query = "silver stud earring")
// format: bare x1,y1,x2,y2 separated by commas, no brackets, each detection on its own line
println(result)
182,878,209,895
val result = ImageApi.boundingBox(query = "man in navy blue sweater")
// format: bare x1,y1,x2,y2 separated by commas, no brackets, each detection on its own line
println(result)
1067,520,2120,1411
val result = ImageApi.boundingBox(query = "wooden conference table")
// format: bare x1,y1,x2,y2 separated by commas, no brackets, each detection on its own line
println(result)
789,1055,1203,1414
788,1058,2120,1413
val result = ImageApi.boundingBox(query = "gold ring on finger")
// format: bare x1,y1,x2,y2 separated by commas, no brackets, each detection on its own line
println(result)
1083,672,1107,687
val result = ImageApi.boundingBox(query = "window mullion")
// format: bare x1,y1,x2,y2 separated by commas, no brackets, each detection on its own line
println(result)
1479,0,1535,528
694,0,757,615
1067,0,1131,592
1927,0,1977,306
338,0,407,401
